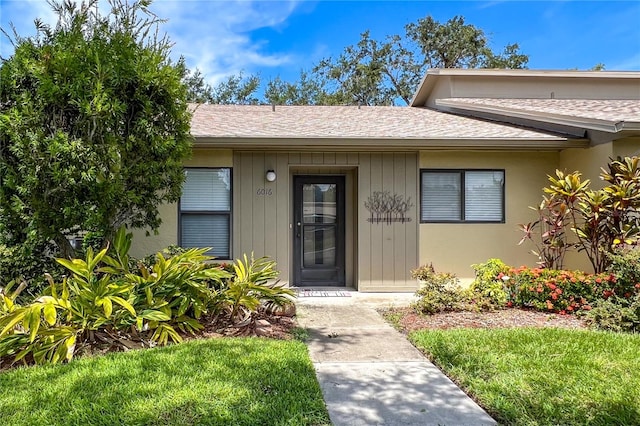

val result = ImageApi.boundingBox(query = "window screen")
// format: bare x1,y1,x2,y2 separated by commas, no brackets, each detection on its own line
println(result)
421,170,504,223
180,168,231,258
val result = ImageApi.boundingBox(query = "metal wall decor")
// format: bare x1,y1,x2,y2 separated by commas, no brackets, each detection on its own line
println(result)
364,191,413,225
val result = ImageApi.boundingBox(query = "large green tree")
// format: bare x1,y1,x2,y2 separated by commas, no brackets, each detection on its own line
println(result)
193,15,529,107
305,15,529,105
0,0,192,280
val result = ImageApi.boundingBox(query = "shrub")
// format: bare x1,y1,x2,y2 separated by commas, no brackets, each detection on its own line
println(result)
583,247,640,332
605,246,640,298
218,254,294,325
0,227,295,366
0,242,64,300
522,157,640,273
505,266,606,314
584,295,640,333
411,264,469,314
470,259,510,309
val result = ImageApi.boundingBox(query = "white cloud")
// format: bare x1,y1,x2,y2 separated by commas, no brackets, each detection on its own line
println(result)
149,0,299,84
1,0,299,84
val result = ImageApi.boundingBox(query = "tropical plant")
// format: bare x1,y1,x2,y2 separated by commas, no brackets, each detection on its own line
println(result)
219,254,294,325
127,248,230,345
519,195,572,269
0,227,232,365
523,157,640,273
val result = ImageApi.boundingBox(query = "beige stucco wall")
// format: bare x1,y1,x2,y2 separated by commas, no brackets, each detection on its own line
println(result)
419,150,559,281
559,143,613,189
614,137,640,158
128,149,233,258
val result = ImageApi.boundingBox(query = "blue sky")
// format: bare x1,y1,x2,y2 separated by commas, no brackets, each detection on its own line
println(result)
1,0,639,89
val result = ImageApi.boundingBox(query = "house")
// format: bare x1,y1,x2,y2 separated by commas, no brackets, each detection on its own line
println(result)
131,69,640,292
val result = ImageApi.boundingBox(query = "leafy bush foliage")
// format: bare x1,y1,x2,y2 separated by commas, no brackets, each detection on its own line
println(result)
584,295,640,333
220,254,293,324
584,247,640,332
0,0,192,286
411,264,470,314
521,157,640,273
605,246,640,297
0,228,294,366
470,259,510,308
505,266,607,313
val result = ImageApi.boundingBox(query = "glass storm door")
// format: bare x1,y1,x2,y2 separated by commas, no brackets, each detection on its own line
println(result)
293,176,345,286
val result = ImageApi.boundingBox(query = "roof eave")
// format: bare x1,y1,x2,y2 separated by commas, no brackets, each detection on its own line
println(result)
192,136,588,151
435,99,636,134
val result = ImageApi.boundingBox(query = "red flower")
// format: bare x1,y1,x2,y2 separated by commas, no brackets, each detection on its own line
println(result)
546,300,554,310
551,293,558,300
583,305,592,311
548,283,557,290
497,272,504,279
603,290,613,299
555,288,563,295
506,301,513,308
567,305,574,312
570,277,577,283
635,283,640,289
596,277,603,284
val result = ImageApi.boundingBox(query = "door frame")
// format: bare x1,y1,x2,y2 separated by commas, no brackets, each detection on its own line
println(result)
292,175,346,287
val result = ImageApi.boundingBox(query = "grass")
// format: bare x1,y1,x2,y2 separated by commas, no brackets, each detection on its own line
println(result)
410,328,640,425
0,337,330,426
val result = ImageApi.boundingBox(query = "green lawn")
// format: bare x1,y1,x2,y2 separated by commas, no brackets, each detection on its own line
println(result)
0,338,329,426
410,328,640,426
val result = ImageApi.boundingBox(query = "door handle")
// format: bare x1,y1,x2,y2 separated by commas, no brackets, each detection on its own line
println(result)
296,222,301,238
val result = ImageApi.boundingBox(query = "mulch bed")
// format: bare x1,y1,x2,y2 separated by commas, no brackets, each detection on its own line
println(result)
198,312,297,340
0,310,297,372
382,307,588,334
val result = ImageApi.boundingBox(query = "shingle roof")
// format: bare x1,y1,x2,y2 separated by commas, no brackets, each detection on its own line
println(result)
189,104,568,140
435,98,640,134
437,98,640,123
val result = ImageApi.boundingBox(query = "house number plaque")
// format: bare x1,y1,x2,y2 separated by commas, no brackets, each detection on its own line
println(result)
256,188,273,196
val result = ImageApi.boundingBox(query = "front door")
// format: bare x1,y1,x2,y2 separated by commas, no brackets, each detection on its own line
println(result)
293,176,345,286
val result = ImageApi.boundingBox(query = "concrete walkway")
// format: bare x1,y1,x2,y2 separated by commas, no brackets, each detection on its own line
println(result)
296,291,497,426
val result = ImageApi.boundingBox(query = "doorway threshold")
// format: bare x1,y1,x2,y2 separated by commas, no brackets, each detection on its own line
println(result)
292,287,356,297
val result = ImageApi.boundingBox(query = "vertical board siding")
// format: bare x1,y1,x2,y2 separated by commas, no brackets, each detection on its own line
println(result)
358,153,372,288
369,153,384,287
275,153,289,278
264,153,278,262
232,150,418,290
393,154,408,282
382,155,395,284
405,154,419,283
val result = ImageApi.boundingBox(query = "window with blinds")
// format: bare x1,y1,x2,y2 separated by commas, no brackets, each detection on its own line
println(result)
420,170,504,223
180,168,231,258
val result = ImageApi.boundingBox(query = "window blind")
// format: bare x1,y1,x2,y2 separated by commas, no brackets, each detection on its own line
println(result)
181,214,230,258
464,171,504,221
421,172,461,221
182,169,230,211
